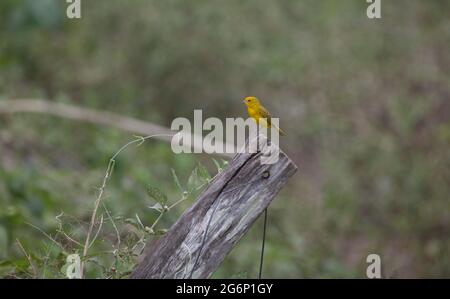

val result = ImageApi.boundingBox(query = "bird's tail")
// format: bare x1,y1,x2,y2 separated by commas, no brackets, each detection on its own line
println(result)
258,118,286,136
273,124,286,136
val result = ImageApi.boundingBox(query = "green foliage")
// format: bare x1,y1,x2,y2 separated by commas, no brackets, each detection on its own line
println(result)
0,158,209,278
147,186,168,205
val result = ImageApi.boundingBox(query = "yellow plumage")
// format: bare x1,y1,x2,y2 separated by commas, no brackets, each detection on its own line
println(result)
243,96,286,136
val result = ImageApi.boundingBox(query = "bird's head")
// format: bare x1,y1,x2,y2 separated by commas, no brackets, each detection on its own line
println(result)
243,96,260,108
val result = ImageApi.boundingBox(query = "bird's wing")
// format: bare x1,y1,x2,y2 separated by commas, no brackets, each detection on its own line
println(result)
258,105,286,135
258,106,272,126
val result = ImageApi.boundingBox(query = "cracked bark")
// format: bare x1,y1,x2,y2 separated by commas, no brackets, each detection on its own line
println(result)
131,135,298,279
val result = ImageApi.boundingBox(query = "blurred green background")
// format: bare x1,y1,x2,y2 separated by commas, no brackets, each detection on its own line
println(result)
0,0,449,278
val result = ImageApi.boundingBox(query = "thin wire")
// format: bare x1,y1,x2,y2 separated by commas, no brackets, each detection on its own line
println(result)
258,208,268,279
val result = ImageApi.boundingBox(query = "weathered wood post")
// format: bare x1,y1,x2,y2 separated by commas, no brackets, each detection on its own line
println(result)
131,135,297,279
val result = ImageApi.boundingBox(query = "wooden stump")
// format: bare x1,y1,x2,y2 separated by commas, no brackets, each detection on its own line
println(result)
131,135,297,279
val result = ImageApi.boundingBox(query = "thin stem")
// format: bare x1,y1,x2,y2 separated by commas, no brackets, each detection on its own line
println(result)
103,203,121,250
150,211,165,231
16,239,38,278
168,196,187,210
56,230,83,247
25,222,64,250
80,134,174,278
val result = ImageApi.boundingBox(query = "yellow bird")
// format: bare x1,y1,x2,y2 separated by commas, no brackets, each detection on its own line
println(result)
243,96,286,136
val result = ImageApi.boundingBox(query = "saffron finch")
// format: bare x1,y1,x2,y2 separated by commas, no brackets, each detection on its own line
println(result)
243,96,286,136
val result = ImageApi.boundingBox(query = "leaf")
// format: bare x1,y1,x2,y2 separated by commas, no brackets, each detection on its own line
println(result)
12,258,31,273
187,167,199,193
148,203,164,213
135,214,145,230
0,260,14,267
171,168,184,192
197,162,211,183
221,159,229,168
147,186,168,204
212,158,222,172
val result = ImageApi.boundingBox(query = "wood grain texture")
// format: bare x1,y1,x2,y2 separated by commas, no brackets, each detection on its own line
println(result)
131,135,297,279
